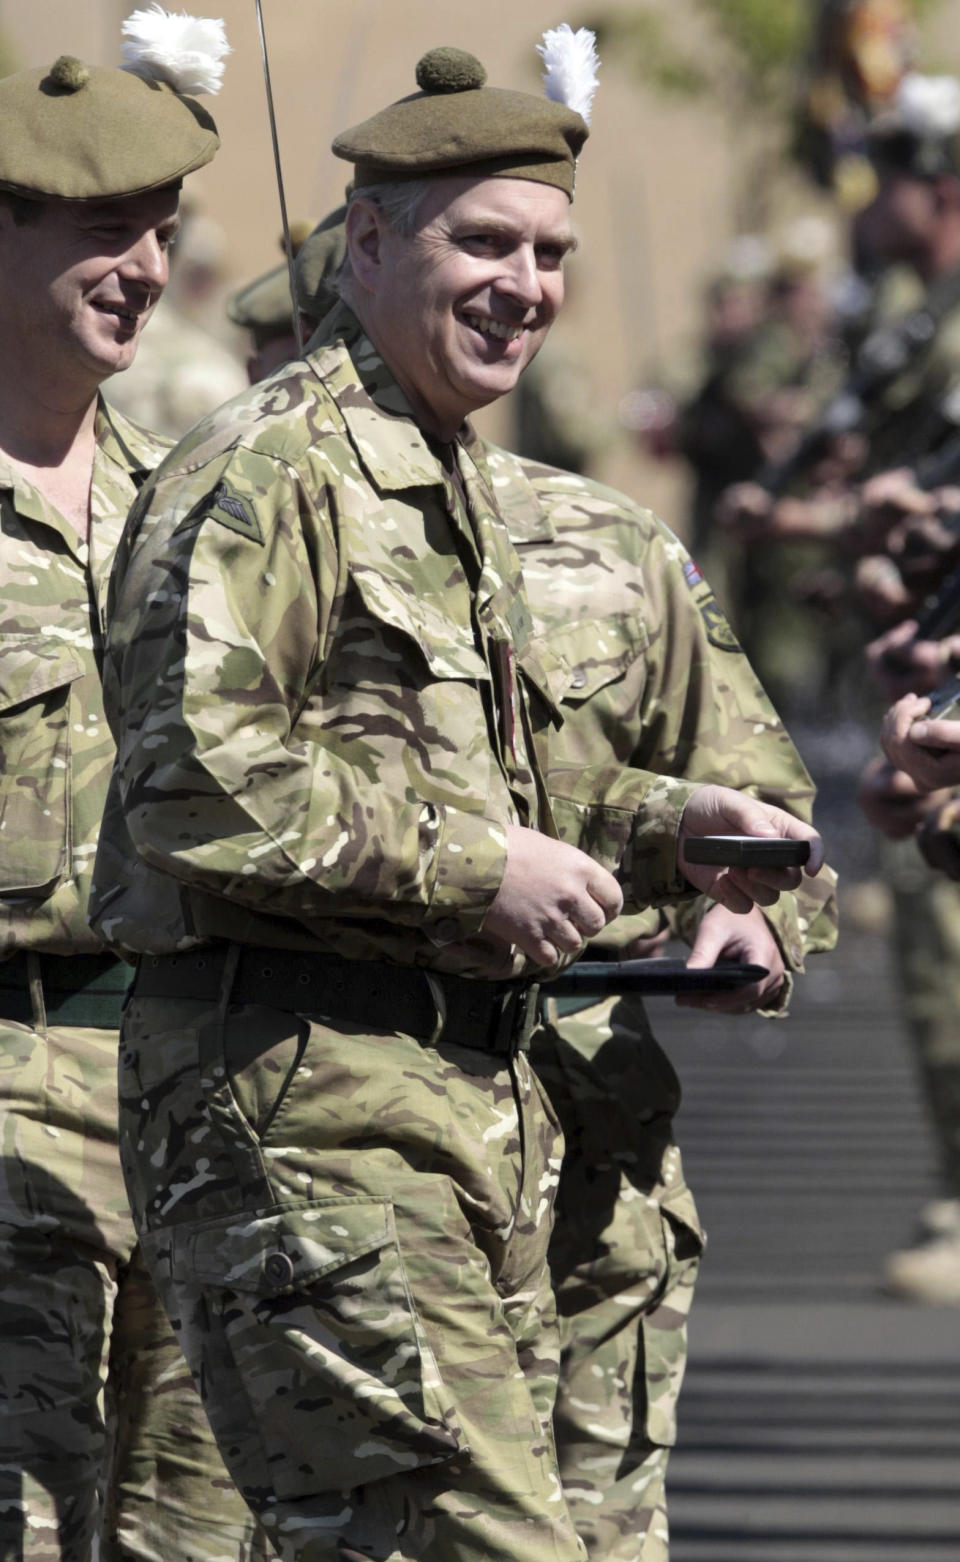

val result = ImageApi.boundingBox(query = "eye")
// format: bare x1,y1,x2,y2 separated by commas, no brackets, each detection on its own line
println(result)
535,244,567,270
460,232,505,257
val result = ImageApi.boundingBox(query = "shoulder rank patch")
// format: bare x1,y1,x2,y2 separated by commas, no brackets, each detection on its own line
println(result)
699,592,742,653
208,481,264,544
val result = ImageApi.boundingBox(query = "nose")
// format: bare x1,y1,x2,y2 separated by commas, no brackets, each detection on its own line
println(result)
120,228,170,295
498,243,543,310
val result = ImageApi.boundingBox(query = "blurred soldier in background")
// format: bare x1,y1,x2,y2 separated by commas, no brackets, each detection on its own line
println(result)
800,71,960,1303
226,218,321,383
104,204,247,438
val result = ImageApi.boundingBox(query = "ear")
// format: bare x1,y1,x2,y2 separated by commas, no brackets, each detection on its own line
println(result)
345,197,388,297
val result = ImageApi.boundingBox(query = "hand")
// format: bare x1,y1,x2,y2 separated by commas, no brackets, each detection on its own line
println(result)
677,785,823,915
856,754,944,840
855,466,933,553
715,482,775,543
483,826,623,969
854,555,912,623
864,619,953,699
679,903,785,1013
880,693,960,791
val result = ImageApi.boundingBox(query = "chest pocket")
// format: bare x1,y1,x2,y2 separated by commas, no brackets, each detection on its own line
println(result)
541,614,647,705
328,566,492,686
322,567,496,801
0,638,84,896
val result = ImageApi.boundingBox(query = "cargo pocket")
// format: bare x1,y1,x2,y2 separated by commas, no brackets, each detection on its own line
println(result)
165,1199,465,1500
0,639,83,896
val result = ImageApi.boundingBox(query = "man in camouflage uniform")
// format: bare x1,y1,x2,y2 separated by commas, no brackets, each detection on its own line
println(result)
229,219,838,1559
490,447,837,1559
90,42,823,1562
0,22,267,1561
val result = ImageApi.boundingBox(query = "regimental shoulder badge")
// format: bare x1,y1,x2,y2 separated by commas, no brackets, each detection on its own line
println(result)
698,592,742,653
208,481,264,544
681,553,741,651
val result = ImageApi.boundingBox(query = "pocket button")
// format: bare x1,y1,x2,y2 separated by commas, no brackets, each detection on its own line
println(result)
264,1251,295,1287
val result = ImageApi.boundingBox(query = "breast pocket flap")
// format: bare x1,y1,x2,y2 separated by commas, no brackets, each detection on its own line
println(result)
0,641,84,712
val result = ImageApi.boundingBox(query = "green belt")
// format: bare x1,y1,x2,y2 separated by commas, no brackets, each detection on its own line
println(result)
0,951,131,1029
133,944,541,1057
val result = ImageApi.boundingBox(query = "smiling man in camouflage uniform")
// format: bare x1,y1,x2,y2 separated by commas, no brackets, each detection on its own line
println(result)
90,39,823,1562
223,195,837,1562
0,19,269,1562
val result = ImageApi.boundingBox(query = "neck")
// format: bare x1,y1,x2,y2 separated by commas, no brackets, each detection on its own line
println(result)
0,359,101,543
348,295,462,444
0,361,100,469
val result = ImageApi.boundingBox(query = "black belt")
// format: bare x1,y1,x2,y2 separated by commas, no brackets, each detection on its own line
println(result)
0,951,131,1029
132,945,540,1058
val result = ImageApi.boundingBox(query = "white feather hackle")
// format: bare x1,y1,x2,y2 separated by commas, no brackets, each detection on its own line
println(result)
122,6,230,96
896,72,960,140
537,24,600,126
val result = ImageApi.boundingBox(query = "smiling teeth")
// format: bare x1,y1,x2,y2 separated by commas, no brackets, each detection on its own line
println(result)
466,315,523,342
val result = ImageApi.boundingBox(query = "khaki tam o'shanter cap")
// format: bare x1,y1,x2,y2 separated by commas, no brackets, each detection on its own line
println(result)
0,7,229,200
332,29,600,199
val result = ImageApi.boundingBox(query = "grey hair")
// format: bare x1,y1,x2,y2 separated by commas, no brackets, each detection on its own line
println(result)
335,179,434,300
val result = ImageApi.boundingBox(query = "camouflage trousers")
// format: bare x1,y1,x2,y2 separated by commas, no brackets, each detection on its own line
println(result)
533,995,703,1562
0,1012,267,1562
118,987,586,1562
886,840,960,1198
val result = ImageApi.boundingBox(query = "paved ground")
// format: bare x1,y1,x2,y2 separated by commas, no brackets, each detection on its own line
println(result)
651,925,960,1561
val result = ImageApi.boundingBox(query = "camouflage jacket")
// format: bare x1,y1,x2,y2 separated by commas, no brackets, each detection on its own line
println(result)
0,401,167,957
90,307,700,978
488,446,839,973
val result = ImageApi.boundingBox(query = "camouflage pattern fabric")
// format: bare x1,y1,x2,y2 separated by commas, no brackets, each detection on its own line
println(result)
533,997,701,1562
118,990,583,1562
88,303,772,1558
90,303,702,976
0,402,158,959
0,404,264,1560
491,445,839,972
0,1015,268,1562
491,449,836,1558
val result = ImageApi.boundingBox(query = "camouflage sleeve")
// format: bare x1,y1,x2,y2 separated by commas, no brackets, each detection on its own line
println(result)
103,448,508,942
630,527,838,969
547,765,701,908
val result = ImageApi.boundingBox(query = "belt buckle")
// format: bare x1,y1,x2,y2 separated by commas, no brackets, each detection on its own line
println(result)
489,983,541,1057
